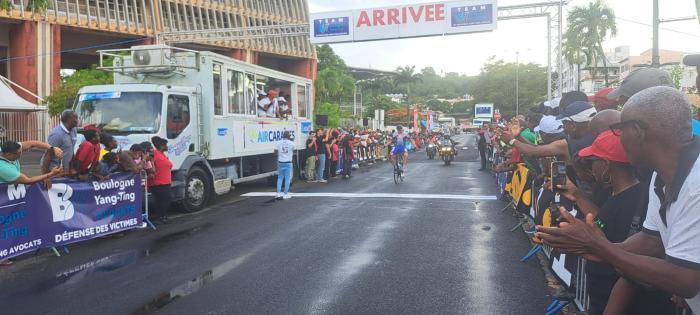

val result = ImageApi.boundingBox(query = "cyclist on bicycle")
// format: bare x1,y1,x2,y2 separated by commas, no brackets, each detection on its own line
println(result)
390,125,411,173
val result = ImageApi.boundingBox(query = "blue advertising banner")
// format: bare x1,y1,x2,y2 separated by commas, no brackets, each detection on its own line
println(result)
451,4,494,27
314,17,350,37
0,173,143,260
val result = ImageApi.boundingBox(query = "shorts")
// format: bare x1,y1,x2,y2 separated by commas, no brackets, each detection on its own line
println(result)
391,145,407,155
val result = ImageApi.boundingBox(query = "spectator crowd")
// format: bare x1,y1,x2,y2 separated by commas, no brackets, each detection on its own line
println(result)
480,67,700,315
300,127,391,183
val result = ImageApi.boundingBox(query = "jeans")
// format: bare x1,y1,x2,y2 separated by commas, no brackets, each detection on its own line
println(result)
277,162,293,194
305,156,316,181
317,154,326,180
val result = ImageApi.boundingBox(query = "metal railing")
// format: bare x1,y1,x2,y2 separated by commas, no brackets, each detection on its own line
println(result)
0,111,55,143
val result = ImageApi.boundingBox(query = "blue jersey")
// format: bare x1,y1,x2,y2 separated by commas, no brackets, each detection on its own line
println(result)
391,134,410,154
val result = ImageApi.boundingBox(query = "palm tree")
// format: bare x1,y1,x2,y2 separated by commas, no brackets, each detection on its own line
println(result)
562,33,592,92
566,0,617,86
394,65,423,126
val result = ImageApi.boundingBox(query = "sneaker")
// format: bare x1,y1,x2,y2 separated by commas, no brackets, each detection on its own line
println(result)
139,222,148,229
276,193,283,199
283,194,292,200
318,179,327,183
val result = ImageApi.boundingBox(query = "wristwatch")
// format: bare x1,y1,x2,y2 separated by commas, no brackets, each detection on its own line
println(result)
508,139,516,146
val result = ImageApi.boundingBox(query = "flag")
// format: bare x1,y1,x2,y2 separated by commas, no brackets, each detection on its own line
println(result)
509,164,534,215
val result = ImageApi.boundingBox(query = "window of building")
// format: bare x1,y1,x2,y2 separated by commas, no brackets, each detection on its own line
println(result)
227,69,245,114
167,95,190,139
213,63,223,116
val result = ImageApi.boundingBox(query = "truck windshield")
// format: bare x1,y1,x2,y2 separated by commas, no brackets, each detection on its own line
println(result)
75,92,163,135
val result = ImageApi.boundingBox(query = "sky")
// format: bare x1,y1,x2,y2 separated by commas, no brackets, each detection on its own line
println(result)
307,0,700,76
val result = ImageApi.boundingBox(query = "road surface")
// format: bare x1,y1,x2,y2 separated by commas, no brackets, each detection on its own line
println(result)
1,133,550,314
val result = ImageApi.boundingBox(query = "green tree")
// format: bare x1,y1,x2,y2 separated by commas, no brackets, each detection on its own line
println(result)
315,45,355,106
452,101,474,114
313,102,341,128
394,65,423,124
467,59,547,117
566,0,617,86
0,0,12,11
44,66,113,116
26,0,49,13
669,65,683,89
562,32,592,91
363,95,400,117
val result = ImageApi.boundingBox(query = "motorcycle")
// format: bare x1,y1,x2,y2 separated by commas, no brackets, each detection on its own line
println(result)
439,141,459,165
426,143,437,159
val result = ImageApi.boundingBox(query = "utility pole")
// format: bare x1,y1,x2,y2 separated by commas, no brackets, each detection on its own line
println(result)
651,0,660,68
516,51,520,116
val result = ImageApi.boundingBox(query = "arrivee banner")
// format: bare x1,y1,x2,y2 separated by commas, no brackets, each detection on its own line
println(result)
310,0,497,44
0,173,143,260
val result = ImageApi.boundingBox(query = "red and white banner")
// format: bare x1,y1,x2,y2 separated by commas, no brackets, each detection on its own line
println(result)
310,0,497,44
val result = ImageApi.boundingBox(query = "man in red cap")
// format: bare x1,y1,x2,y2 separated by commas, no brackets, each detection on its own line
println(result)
589,87,620,111
555,130,675,315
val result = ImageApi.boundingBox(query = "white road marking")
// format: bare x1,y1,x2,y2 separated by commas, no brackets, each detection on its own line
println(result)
242,192,497,200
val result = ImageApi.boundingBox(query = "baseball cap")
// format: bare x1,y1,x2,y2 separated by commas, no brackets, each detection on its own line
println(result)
257,89,267,96
578,130,629,163
588,88,619,108
537,115,564,134
557,101,597,123
607,68,672,100
544,97,561,109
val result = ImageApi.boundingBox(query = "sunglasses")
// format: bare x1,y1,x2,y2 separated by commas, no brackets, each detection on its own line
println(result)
609,120,647,136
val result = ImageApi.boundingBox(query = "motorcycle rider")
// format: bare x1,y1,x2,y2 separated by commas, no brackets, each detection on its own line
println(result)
440,134,458,156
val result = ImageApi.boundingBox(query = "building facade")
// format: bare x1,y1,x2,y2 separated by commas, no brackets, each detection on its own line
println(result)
0,0,316,103
559,46,698,99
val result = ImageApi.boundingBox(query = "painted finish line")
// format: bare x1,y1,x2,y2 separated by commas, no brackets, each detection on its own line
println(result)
242,192,498,201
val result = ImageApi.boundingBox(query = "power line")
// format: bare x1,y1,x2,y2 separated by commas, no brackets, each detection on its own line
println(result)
0,37,149,63
616,16,700,39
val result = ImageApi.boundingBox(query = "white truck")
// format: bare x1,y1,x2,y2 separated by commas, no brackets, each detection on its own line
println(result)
74,45,314,211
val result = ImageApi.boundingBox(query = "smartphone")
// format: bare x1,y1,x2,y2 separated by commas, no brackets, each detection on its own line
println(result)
550,161,567,188
549,202,563,224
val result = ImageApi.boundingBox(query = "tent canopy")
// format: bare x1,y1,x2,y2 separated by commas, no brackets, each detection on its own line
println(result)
0,76,46,112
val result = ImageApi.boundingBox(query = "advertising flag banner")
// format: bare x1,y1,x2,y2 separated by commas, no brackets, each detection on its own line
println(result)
0,173,143,260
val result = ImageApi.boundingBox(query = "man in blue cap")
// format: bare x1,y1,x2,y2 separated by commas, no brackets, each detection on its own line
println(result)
557,100,598,158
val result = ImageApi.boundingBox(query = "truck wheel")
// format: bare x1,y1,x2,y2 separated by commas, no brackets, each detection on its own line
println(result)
182,166,211,213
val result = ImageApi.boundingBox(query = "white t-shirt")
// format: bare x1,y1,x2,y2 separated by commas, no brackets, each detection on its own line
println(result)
266,98,278,117
278,97,289,112
643,149,700,313
276,139,295,162
257,98,271,117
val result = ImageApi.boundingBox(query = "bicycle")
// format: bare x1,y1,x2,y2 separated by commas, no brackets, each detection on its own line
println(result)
393,153,405,184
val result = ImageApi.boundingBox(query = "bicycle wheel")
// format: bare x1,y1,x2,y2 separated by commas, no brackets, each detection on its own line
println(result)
393,163,399,184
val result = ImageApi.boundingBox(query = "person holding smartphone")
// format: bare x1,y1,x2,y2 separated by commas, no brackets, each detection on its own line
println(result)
554,130,675,315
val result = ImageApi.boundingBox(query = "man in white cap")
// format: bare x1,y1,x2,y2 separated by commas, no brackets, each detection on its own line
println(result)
500,114,571,162
256,89,269,117
556,100,598,158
